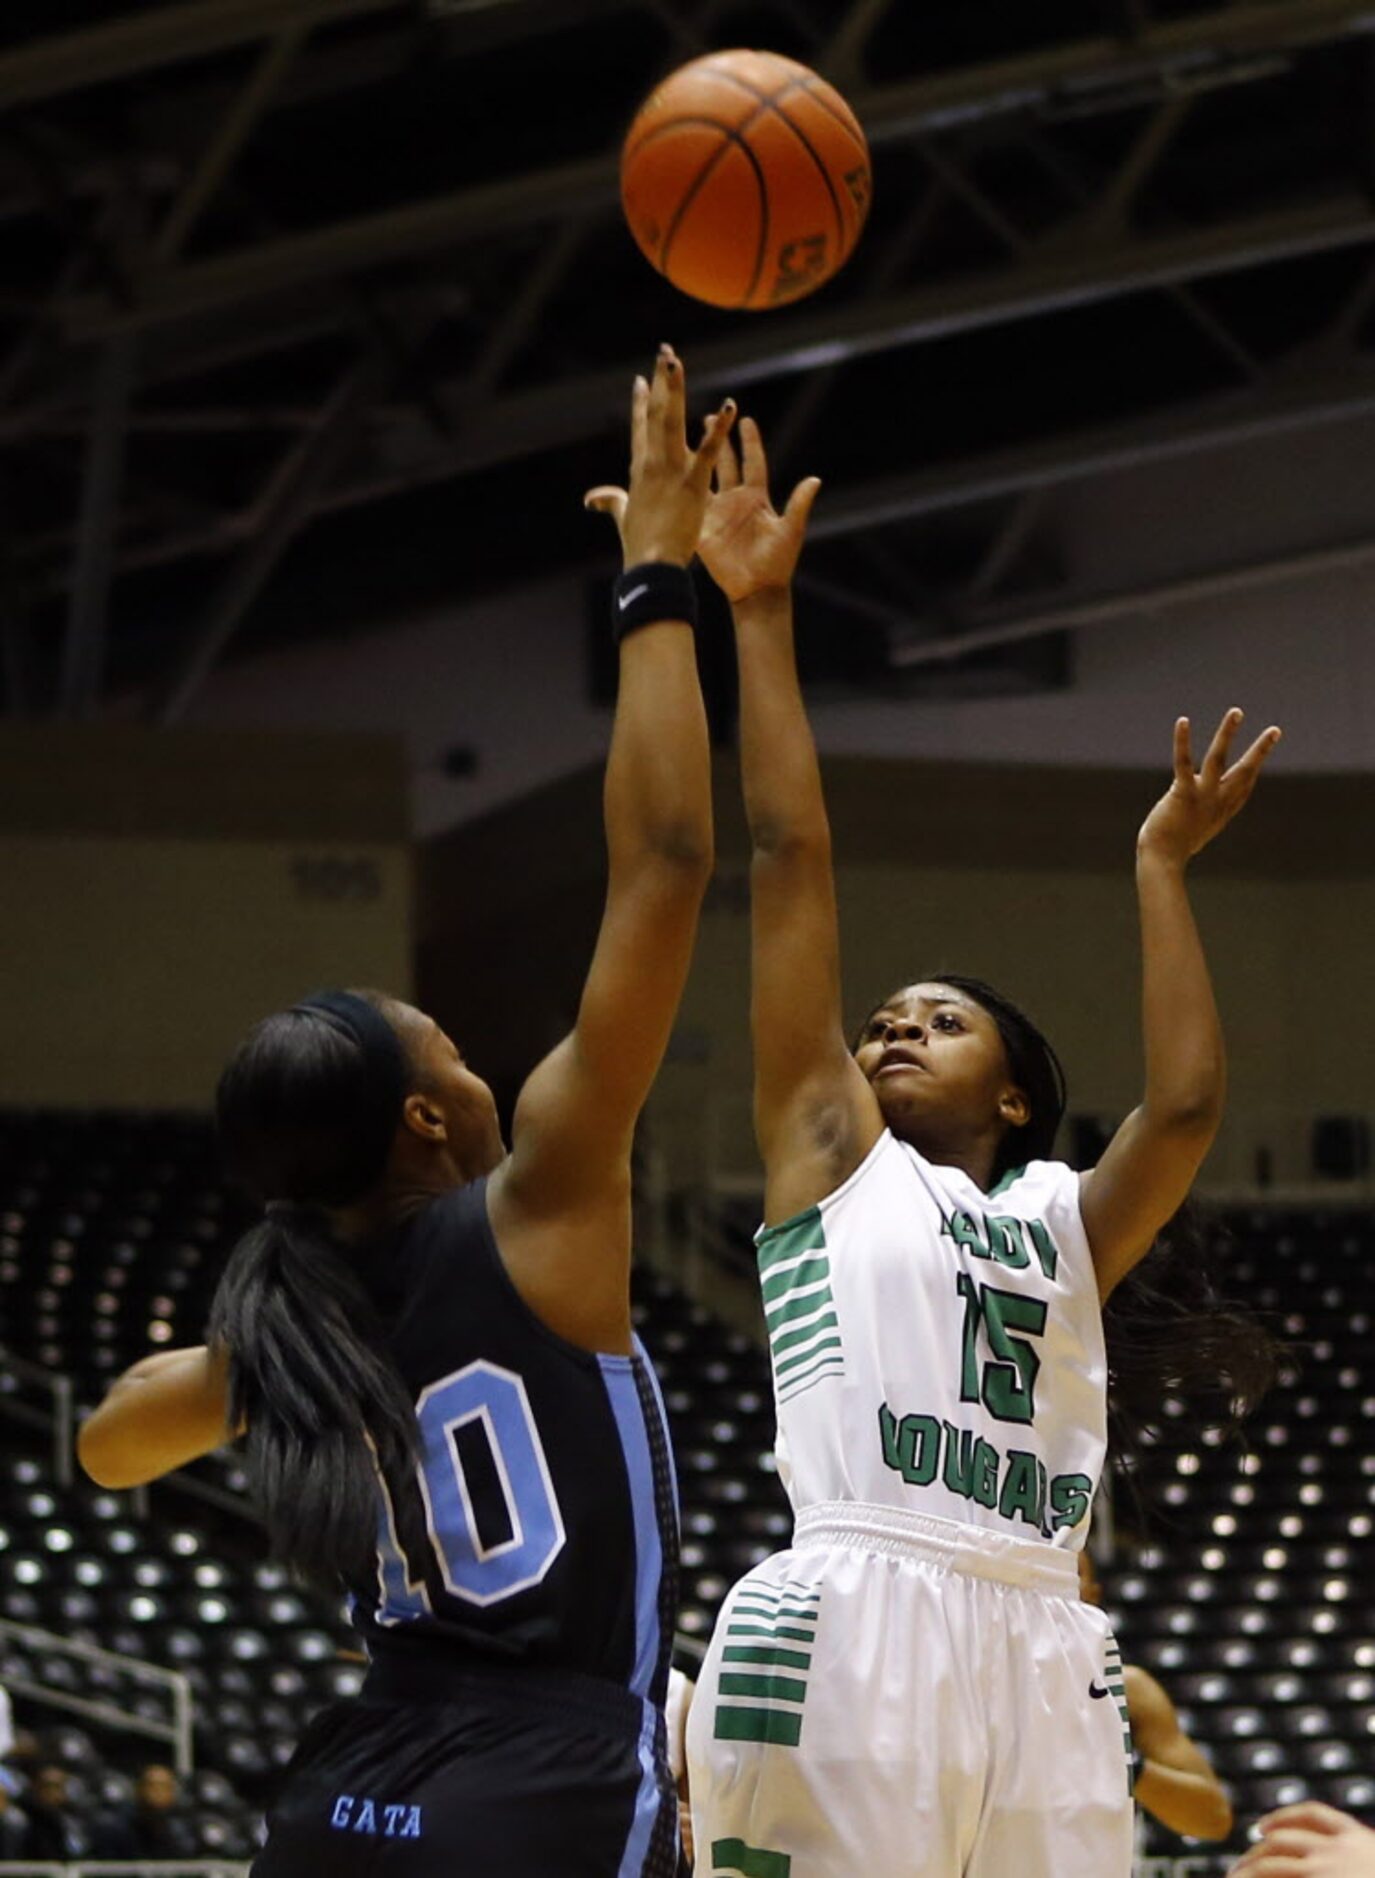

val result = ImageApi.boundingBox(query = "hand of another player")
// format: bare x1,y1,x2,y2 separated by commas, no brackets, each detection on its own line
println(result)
1136,708,1281,869
697,415,822,604
584,345,735,570
1230,1802,1375,1876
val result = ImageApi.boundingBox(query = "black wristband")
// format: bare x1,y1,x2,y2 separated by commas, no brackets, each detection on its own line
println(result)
612,562,698,642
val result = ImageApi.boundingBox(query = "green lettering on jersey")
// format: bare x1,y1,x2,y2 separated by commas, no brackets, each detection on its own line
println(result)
999,1448,1045,1528
1026,1218,1059,1282
941,1422,978,1500
879,1403,940,1486
971,1438,1000,1508
1050,1472,1094,1533
946,1208,991,1261
986,1216,1030,1269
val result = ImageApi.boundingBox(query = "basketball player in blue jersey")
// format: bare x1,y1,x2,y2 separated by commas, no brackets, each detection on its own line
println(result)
78,346,735,1877
683,416,1281,1878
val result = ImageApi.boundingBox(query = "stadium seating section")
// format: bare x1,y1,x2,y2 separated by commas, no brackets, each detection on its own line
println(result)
1,1110,1373,1863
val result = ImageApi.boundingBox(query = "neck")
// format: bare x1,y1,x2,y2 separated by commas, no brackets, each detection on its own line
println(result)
896,1128,1001,1194
327,1169,464,1243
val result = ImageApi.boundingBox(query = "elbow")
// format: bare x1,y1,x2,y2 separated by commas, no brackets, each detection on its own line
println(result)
1147,1094,1224,1141
1196,1791,1235,1842
77,1414,136,1490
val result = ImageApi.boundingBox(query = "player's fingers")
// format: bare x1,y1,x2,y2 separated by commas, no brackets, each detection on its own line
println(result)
1202,706,1244,782
1226,724,1282,784
1252,1828,1330,1856
714,429,742,492
659,344,686,452
783,475,823,535
583,485,628,530
692,399,737,487
629,376,649,479
739,415,769,490
645,345,672,447
1258,1803,1350,1835
1172,716,1194,784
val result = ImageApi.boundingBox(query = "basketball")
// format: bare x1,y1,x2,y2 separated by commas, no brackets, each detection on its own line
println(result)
620,49,872,312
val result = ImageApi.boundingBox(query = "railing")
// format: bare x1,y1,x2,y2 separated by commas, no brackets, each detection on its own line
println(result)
0,1620,193,1776
0,1346,253,1527
0,1350,74,1488
0,1865,251,1876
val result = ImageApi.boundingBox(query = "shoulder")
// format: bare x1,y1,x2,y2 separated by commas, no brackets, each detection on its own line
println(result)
759,1128,898,1238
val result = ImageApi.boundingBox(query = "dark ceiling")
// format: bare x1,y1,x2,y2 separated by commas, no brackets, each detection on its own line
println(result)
3,0,1375,718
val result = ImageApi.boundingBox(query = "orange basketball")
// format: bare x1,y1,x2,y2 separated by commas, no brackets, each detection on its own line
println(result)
620,49,871,312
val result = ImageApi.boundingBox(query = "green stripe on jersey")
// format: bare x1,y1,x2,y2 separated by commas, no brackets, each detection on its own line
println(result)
770,1311,840,1359
711,1837,792,1877
763,1272,833,1320
724,1622,818,1643
713,1706,803,1747
717,1671,808,1703
774,1333,843,1379
756,1206,824,1273
722,1645,812,1671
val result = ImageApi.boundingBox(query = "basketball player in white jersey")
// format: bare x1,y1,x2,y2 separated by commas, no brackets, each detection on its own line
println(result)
684,416,1282,1878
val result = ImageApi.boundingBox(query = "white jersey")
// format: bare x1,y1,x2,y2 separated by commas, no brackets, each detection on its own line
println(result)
757,1129,1107,1547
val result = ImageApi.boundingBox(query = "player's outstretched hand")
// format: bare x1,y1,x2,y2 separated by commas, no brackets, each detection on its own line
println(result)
697,415,821,604
1230,1801,1375,1876
584,345,735,570
1137,708,1281,868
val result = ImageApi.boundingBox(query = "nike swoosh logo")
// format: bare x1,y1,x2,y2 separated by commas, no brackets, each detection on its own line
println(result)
1089,1681,1110,1700
618,583,650,610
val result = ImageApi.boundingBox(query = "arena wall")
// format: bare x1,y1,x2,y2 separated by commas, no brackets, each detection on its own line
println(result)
0,726,412,1111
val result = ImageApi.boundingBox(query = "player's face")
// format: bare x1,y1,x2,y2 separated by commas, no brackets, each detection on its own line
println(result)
408,1010,505,1178
853,983,1027,1155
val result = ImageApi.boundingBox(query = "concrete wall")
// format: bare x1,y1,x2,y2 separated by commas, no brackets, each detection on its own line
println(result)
0,727,412,1111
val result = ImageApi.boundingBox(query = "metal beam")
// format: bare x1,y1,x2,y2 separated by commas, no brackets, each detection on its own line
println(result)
60,334,138,716
0,0,402,111
887,531,1375,668
362,194,1375,481
58,0,1375,337
805,363,1375,544
152,23,307,265
153,352,388,723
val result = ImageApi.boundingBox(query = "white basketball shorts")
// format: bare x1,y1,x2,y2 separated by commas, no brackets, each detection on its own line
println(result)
686,1501,1134,1878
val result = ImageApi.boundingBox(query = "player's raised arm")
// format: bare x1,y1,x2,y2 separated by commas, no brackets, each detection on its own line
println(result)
1080,710,1281,1300
697,418,881,1225
489,347,734,1342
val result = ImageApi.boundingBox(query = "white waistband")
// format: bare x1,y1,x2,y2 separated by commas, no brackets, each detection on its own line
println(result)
792,1501,1082,1597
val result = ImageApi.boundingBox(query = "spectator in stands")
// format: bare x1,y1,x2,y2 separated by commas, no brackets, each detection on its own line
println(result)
1231,1801,1375,1874
0,1770,30,1859
94,1761,198,1859
0,1679,12,1764
19,1762,90,1860
1078,1551,1233,1842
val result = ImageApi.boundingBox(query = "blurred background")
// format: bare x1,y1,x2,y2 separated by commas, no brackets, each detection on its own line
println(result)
1,2,1374,1873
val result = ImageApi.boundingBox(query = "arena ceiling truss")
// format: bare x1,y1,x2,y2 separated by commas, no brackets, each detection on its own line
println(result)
3,0,1375,716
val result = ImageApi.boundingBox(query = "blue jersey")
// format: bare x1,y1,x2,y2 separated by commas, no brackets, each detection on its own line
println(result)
348,1178,679,1712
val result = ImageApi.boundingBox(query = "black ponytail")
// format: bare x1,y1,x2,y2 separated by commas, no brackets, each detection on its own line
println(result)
208,1208,418,1586
1102,1199,1282,1493
208,992,421,1587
